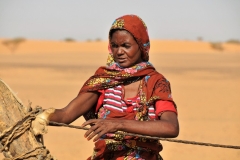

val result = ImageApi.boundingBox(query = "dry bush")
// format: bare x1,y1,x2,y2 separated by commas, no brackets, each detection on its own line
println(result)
2,37,26,53
197,37,203,41
95,38,101,42
210,42,224,51
226,39,240,45
64,38,75,42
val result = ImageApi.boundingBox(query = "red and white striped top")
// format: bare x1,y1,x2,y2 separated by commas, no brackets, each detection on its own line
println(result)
96,85,177,120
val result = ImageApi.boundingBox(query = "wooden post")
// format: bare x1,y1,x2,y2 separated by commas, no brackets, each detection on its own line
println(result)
0,79,53,160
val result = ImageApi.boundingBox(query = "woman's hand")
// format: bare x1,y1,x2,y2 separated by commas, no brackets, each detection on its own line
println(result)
82,111,179,142
82,119,122,142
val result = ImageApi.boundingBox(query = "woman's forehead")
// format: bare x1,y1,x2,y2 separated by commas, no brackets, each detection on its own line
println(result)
110,29,137,43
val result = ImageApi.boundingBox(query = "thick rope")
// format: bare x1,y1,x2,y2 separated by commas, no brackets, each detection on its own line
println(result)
0,107,54,160
3,146,50,160
0,109,40,152
49,121,240,150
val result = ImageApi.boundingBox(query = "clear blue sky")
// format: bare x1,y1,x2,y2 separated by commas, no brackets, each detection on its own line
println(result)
0,0,239,42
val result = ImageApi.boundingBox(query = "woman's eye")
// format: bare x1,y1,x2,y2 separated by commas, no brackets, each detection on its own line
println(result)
124,45,130,49
111,44,117,48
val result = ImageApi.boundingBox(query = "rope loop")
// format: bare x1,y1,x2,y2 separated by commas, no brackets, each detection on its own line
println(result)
0,107,41,152
0,107,55,160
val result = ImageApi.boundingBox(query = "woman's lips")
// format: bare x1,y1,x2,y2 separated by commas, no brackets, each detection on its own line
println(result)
117,58,126,63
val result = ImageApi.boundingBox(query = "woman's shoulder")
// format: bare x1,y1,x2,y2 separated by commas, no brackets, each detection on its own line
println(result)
147,70,169,83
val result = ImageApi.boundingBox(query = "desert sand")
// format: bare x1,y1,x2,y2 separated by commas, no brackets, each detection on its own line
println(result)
0,39,240,159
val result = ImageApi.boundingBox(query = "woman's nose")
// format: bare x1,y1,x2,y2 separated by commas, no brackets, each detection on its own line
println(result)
117,47,124,55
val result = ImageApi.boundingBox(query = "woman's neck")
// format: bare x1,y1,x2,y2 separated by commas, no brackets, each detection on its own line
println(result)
123,80,141,99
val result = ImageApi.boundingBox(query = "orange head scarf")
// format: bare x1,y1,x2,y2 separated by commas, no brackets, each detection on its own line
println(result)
107,14,150,67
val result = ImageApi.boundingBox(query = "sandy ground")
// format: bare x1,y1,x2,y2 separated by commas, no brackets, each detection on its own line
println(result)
0,40,240,159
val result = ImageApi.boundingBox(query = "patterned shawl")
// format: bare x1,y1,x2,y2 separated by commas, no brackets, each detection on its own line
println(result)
79,15,175,120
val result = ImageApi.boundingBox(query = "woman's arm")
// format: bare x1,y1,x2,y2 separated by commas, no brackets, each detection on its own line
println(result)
82,111,179,142
49,92,99,124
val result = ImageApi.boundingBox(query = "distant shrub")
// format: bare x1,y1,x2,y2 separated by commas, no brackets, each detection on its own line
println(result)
226,39,240,45
64,38,75,42
2,37,26,53
86,39,92,42
95,38,101,42
210,42,224,51
197,37,203,41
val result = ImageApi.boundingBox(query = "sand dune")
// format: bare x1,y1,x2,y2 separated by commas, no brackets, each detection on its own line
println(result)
1,39,240,55
0,39,240,159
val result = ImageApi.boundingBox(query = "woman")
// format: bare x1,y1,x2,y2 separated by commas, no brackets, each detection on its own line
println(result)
32,14,179,160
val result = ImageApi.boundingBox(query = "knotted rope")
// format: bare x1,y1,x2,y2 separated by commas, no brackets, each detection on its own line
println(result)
2,146,52,160
49,121,240,150
0,107,54,160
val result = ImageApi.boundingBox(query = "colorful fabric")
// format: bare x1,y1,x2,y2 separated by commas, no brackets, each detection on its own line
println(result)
88,101,164,160
80,62,175,121
96,87,177,120
155,100,178,117
79,14,177,160
85,83,176,159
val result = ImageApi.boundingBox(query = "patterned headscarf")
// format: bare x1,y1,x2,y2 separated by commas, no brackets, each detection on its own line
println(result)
107,14,150,67
79,15,175,120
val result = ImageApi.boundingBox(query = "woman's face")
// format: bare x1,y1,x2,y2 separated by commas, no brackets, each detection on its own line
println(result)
110,30,143,68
